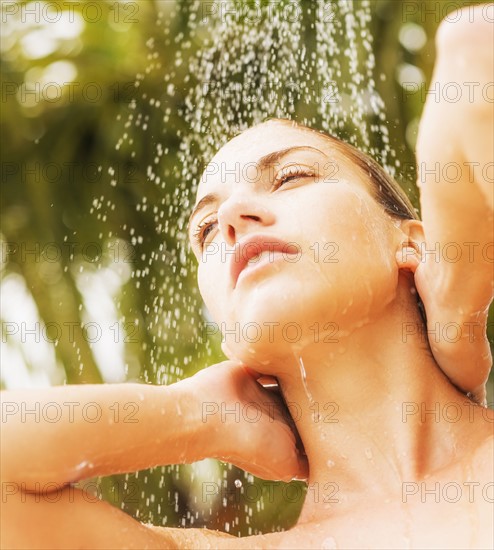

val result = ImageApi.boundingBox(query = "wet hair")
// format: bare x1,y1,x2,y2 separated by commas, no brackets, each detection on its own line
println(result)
266,118,419,222
325,136,419,221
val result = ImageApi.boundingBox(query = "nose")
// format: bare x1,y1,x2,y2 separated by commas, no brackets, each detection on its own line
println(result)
217,195,276,246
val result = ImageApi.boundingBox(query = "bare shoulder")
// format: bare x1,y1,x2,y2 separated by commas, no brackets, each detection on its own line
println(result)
146,525,273,549
436,3,494,51
476,429,494,461
470,413,494,478
146,524,321,549
471,429,494,538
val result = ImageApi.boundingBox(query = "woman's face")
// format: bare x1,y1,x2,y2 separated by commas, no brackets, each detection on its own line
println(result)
188,121,401,367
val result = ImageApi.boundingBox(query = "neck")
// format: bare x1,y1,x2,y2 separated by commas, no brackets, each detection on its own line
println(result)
275,281,489,519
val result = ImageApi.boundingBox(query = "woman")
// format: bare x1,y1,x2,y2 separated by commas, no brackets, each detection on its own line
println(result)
1,5,493,549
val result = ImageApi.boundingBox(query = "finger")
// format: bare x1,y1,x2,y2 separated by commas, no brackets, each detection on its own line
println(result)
242,367,280,392
227,458,292,482
468,385,487,407
256,375,279,391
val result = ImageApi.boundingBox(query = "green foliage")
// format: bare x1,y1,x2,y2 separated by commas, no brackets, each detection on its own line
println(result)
1,0,492,535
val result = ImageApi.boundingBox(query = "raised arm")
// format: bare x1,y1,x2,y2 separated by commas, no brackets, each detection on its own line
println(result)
1,362,306,549
0,381,208,489
414,3,494,403
1,361,305,489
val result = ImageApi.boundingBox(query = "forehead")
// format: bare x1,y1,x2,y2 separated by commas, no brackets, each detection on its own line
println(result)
196,122,333,197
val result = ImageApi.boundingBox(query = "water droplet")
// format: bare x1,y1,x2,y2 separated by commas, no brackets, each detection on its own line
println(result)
298,355,314,405
322,536,338,549
234,479,242,488
75,460,94,471
76,0,404,532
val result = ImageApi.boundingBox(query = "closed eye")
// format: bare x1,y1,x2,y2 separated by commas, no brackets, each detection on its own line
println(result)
192,169,316,251
192,217,218,250
273,169,315,191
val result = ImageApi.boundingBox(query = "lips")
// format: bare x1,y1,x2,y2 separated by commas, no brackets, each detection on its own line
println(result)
230,235,300,288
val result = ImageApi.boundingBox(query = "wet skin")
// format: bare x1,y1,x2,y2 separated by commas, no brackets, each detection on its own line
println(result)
1,4,493,549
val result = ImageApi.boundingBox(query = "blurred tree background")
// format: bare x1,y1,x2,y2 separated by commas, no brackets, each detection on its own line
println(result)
1,0,493,537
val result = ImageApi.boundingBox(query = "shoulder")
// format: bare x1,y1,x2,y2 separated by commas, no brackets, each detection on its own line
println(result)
470,423,494,481
145,525,273,549
146,522,337,549
471,431,494,540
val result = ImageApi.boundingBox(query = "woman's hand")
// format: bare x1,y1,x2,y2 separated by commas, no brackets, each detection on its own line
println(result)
414,4,494,405
186,360,309,482
411,254,492,405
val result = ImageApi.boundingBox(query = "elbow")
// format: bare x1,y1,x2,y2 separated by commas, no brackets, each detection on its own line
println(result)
0,455,71,494
433,4,494,115
436,4,494,56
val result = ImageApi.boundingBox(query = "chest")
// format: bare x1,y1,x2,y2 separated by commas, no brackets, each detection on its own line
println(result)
278,492,493,549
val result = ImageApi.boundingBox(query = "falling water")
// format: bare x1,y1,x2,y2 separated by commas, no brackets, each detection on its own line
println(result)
298,355,315,405
92,0,401,538
178,0,398,234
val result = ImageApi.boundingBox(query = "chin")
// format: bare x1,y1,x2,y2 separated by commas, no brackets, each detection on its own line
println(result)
225,338,293,372
223,271,397,363
221,282,330,369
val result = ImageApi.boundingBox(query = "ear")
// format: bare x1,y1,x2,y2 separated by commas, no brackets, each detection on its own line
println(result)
394,219,425,274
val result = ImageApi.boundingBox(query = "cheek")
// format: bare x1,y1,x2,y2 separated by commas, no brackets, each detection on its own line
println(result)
309,186,394,264
299,188,399,313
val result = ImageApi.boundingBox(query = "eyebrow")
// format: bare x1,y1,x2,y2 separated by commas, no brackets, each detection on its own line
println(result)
187,145,325,234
